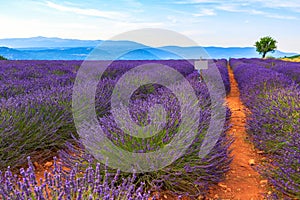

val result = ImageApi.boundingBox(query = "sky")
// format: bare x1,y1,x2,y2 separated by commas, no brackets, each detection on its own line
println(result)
0,0,299,53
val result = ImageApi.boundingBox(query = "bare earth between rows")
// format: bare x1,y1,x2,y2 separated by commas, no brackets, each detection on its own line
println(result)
207,66,267,200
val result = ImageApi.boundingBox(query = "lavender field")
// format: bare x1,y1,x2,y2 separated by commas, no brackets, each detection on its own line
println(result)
230,58,300,199
0,60,232,199
0,59,299,199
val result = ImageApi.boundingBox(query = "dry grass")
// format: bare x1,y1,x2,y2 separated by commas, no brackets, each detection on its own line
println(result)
282,55,300,62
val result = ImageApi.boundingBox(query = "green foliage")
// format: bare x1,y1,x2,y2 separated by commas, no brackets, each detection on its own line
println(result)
254,36,277,58
287,54,300,59
0,55,7,60
0,93,75,170
266,55,275,59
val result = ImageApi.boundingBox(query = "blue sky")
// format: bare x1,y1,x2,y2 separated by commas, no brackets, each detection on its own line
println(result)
0,0,299,52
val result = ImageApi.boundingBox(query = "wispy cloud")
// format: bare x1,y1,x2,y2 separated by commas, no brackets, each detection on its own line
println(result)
45,1,129,20
252,0,300,11
176,0,298,20
175,0,219,4
250,10,296,20
122,0,143,8
264,14,297,20
193,8,216,17
176,0,300,12
215,4,246,12
216,6,297,20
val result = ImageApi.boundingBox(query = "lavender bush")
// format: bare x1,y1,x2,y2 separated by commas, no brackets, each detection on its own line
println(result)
0,61,81,169
0,86,75,169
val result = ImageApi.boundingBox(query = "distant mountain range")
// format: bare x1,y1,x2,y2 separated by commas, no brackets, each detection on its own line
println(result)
0,36,297,60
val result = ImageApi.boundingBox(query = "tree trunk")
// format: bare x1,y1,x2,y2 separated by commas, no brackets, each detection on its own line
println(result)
262,52,267,58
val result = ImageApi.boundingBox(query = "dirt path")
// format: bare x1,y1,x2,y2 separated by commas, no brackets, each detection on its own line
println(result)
207,66,267,200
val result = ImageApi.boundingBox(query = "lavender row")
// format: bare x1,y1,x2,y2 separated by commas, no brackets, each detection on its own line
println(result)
265,59,300,84
250,58,300,84
63,63,232,196
0,60,80,99
230,58,300,199
229,58,293,108
0,157,153,200
231,58,300,84
215,59,230,94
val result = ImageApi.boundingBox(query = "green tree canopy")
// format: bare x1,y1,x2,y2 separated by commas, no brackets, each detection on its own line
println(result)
254,36,277,58
0,55,7,60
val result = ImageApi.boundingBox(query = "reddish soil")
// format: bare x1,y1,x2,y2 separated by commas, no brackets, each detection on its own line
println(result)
206,66,267,200
30,158,69,184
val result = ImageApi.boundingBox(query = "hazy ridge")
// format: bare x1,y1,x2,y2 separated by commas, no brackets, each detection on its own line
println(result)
0,37,297,60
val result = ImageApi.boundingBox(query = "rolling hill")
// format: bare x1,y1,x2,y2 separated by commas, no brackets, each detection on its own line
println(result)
0,37,297,60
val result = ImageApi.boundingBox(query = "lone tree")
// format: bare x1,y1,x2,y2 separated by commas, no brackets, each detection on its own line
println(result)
255,36,277,58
